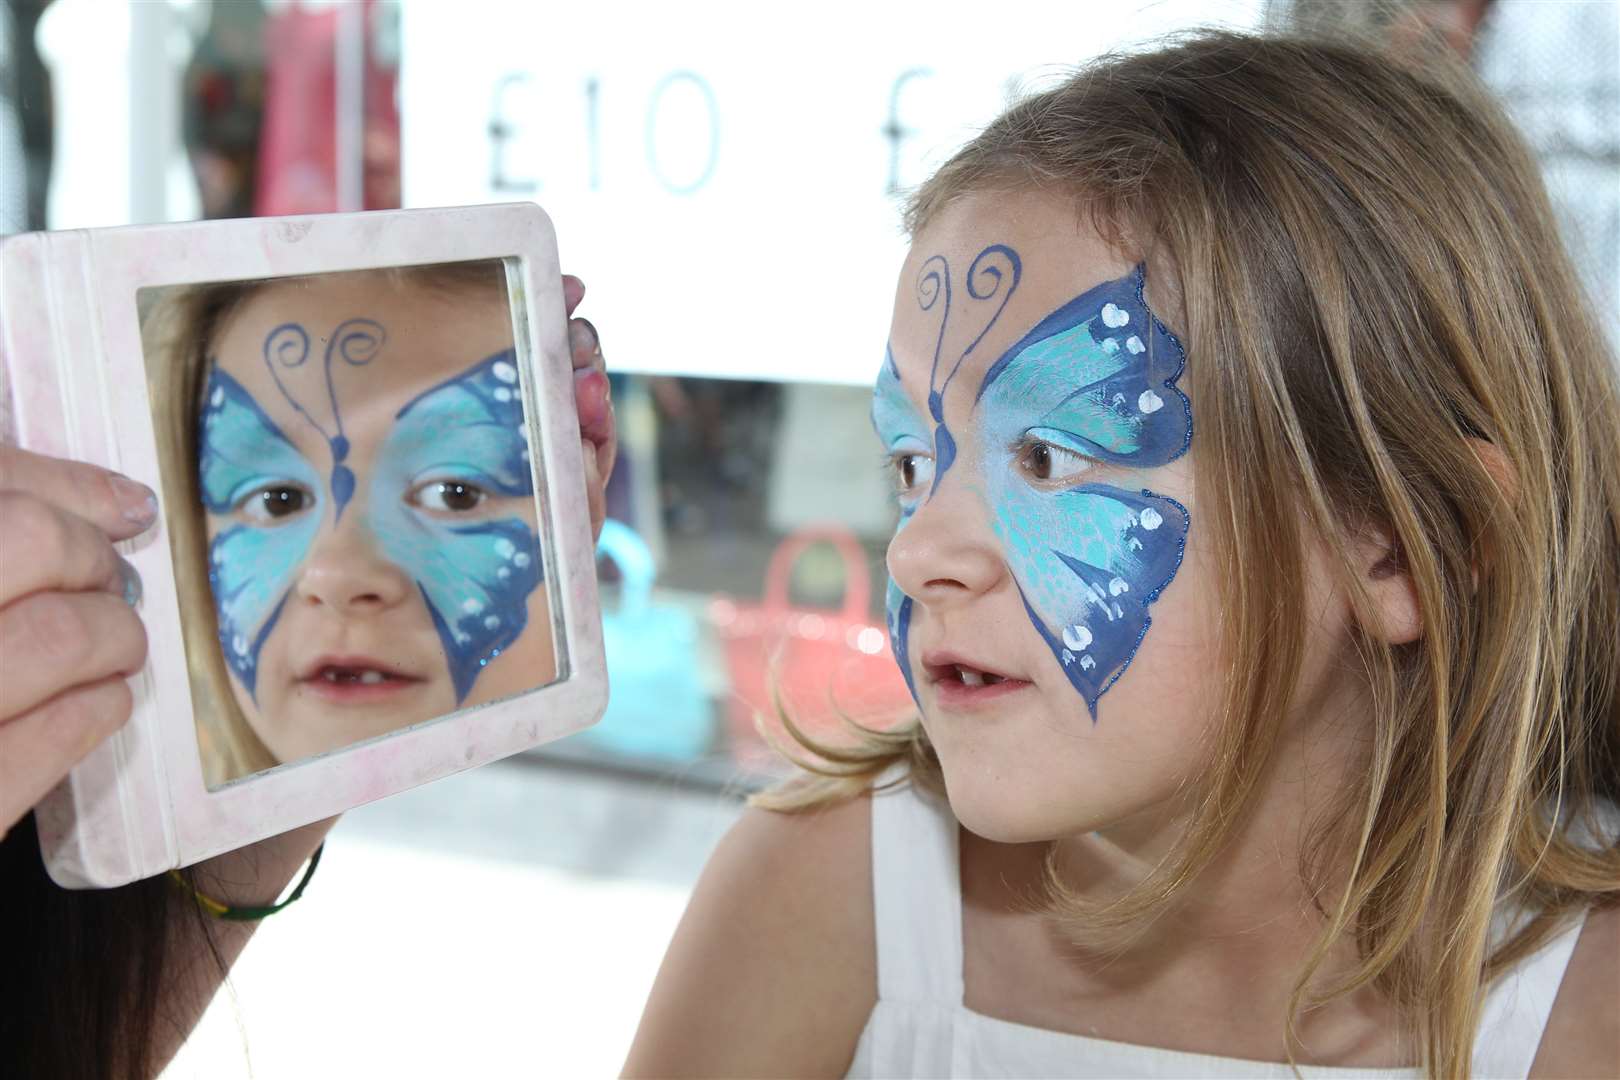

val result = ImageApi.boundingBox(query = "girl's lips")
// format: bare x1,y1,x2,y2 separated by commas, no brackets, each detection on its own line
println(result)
299,669,428,705
296,657,428,705
920,650,1035,711
928,674,1035,710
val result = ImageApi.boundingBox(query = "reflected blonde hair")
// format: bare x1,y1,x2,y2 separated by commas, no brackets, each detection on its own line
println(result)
757,30,1620,1078
143,261,508,787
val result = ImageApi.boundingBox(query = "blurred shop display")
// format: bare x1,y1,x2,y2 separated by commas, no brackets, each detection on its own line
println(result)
29,0,399,228
536,378,902,786
1474,1,1619,348
1272,0,1620,348
579,519,715,764
254,0,399,214
713,525,913,772
181,0,267,219
0,1,26,233
0,0,50,234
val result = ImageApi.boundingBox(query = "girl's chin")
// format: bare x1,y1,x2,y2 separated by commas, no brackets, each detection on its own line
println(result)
245,681,457,762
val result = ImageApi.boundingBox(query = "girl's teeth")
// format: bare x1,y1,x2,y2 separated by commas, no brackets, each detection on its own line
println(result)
359,671,385,685
959,668,985,687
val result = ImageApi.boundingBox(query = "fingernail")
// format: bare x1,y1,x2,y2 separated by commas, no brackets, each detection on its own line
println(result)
118,556,144,608
111,475,159,527
569,317,601,359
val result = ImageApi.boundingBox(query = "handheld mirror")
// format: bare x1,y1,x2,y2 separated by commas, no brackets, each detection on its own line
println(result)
0,205,607,887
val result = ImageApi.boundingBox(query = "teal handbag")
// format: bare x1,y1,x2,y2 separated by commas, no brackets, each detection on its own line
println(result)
577,519,714,761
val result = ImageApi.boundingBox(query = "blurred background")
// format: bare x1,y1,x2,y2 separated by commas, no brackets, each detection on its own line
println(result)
0,0,1613,1075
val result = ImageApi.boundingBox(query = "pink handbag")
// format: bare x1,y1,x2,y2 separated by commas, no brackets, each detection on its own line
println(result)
711,525,915,768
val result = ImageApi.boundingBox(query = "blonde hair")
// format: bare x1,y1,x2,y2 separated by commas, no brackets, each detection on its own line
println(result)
143,261,509,787
758,30,1620,1077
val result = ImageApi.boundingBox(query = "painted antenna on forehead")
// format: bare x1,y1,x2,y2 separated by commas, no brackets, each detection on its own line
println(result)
262,318,387,519
938,244,1021,401
918,245,1024,416
915,254,952,422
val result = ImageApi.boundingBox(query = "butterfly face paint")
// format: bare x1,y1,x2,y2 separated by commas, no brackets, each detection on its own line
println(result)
371,351,544,701
198,321,544,708
875,252,1192,720
975,266,1191,718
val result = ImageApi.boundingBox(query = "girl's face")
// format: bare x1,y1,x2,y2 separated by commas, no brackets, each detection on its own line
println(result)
197,273,557,771
879,193,1346,844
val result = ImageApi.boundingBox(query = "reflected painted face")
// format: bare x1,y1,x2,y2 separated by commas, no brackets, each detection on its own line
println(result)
876,192,1228,843
196,272,557,770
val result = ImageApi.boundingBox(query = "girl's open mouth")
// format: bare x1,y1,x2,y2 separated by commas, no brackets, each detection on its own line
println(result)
298,657,426,703
921,652,1034,710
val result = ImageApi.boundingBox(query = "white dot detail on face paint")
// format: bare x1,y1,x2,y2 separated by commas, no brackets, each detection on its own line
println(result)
1139,507,1163,531
455,631,471,644
462,598,484,615
1101,338,1120,354
1080,655,1096,671
513,552,531,568
498,567,511,580
1109,577,1130,596
211,387,224,407
1062,624,1093,651
232,634,248,656
484,615,501,630
492,360,518,383
494,388,513,402
1101,302,1130,328
1126,335,1145,354
494,537,516,559
1138,389,1163,413
1061,649,1075,666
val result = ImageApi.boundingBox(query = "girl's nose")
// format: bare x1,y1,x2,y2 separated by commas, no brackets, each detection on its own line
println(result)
294,513,412,614
887,475,1006,609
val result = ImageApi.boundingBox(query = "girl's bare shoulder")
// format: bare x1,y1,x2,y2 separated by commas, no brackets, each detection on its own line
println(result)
622,794,877,1079
1529,903,1620,1079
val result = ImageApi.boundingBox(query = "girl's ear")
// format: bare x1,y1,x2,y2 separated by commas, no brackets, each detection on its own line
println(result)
1359,528,1424,645
1355,439,1515,647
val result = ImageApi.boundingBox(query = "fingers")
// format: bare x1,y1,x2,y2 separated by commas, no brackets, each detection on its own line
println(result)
0,444,158,543
569,316,603,373
0,492,132,607
0,591,148,720
582,437,607,541
560,289,615,541
0,676,133,840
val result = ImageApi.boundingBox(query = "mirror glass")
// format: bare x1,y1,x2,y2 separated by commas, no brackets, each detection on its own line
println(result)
139,260,562,787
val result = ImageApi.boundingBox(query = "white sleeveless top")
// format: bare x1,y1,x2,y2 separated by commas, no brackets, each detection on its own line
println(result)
846,780,1589,1079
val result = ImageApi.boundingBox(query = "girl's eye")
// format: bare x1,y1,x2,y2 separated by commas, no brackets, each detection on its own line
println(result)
1016,436,1094,484
411,479,488,513
238,484,313,523
888,451,936,499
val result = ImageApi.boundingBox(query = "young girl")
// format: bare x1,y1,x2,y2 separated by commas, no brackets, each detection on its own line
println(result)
625,30,1620,1079
144,262,561,784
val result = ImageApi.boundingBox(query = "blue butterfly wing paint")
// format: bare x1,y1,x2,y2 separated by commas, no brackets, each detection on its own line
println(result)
371,349,544,702
197,367,325,698
976,266,1192,719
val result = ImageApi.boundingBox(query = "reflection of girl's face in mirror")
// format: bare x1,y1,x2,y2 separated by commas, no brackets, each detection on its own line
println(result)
195,272,556,767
